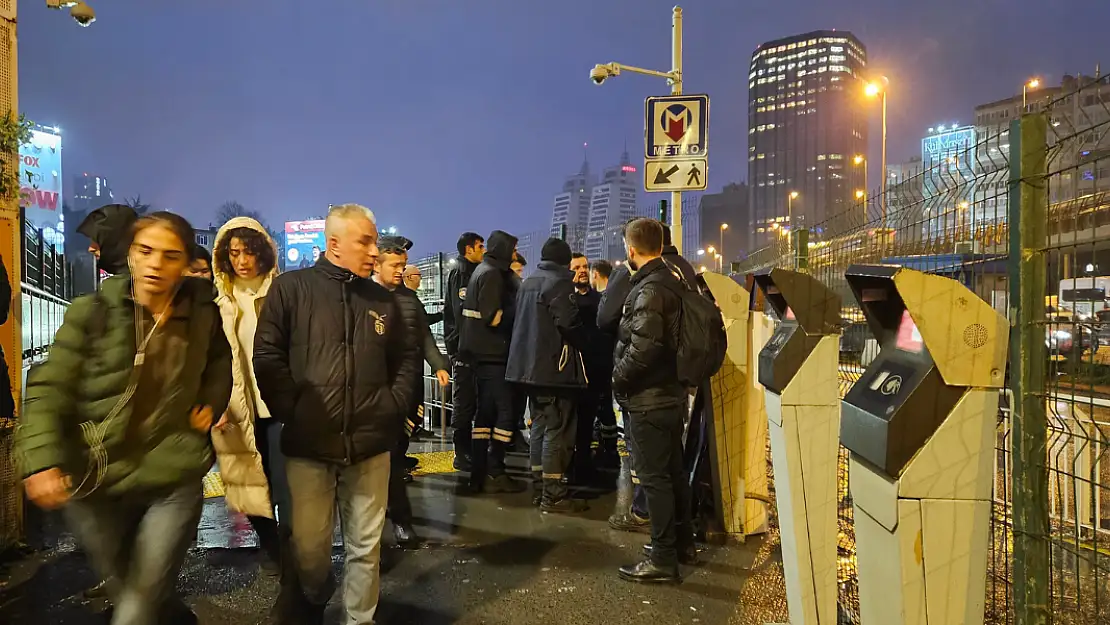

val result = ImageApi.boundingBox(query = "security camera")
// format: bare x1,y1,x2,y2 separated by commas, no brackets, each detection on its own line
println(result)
590,64,618,85
70,1,96,27
45,0,80,8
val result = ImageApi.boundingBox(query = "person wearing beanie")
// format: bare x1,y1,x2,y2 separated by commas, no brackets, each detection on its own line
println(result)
506,237,590,513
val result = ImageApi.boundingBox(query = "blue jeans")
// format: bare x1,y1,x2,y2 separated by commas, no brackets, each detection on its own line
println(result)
66,482,203,625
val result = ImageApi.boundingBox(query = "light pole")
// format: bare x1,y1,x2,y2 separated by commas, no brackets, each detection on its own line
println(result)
1023,77,1040,109
788,191,799,268
853,154,867,199
590,6,685,253
719,223,728,271
865,77,889,231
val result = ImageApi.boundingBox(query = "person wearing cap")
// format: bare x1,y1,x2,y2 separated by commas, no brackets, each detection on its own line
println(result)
506,238,590,513
374,234,449,548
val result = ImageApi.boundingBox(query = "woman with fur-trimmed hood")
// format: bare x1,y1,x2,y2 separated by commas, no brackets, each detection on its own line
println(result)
209,217,286,570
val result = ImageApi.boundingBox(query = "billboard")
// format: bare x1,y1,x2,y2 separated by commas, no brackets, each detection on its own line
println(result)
20,128,64,251
284,220,325,270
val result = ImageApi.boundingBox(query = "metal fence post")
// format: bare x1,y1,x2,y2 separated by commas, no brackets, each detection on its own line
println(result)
1008,112,1050,625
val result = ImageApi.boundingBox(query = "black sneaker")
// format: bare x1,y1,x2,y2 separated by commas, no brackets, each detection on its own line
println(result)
608,511,651,534
540,497,589,515
484,474,527,494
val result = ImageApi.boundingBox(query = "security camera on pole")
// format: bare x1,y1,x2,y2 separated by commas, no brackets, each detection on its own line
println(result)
589,6,707,255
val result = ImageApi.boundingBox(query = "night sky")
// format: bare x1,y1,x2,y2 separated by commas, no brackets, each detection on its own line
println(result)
18,0,1107,255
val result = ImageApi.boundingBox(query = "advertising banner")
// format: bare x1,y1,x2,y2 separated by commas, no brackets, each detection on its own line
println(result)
284,220,325,270
20,128,64,252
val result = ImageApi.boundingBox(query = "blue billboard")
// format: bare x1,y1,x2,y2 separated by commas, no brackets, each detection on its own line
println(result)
921,125,976,197
284,220,325,270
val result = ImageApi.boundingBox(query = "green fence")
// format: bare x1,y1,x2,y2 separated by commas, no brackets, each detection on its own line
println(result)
736,75,1110,624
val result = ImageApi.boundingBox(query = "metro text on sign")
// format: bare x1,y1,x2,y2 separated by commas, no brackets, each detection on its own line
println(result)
650,143,703,158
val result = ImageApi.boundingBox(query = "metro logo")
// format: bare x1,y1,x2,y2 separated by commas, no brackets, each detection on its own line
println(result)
20,188,59,211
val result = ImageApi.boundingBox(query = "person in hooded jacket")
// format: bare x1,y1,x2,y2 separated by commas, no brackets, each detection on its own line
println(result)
72,203,139,602
207,217,288,581
77,203,139,280
442,232,484,471
458,229,527,494
506,238,590,513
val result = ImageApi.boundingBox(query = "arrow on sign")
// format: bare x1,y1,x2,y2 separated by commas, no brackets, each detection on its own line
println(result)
653,165,680,185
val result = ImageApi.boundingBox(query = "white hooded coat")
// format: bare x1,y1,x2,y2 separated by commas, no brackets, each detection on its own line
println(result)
210,216,278,519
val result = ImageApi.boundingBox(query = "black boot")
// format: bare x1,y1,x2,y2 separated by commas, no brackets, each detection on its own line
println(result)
618,559,680,584
539,477,588,514
393,522,421,549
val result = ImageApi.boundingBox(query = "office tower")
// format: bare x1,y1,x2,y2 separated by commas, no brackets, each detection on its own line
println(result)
748,30,868,250
584,147,639,261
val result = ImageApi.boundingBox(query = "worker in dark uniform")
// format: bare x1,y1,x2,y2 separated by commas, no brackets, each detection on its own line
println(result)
442,232,485,471
458,230,527,494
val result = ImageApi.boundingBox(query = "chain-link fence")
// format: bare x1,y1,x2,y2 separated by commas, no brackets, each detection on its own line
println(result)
735,74,1110,624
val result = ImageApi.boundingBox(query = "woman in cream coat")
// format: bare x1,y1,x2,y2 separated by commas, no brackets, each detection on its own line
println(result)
210,217,285,571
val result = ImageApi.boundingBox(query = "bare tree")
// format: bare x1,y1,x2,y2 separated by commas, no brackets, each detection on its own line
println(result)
125,195,152,215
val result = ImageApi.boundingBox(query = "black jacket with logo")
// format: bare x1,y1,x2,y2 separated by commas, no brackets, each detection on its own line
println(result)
443,257,479,357
459,231,519,365
254,258,418,465
506,260,588,390
612,258,686,412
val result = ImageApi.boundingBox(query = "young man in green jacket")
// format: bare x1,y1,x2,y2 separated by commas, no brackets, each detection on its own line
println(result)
18,212,232,625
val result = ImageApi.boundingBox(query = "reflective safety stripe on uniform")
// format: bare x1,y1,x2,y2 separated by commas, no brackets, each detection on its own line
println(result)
542,472,563,480
462,309,482,319
630,468,641,485
472,426,492,440
492,427,514,443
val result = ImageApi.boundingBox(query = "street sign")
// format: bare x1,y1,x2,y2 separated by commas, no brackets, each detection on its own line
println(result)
644,158,707,192
644,94,709,159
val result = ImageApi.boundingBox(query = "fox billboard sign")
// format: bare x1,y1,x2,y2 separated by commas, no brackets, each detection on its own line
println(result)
20,128,64,251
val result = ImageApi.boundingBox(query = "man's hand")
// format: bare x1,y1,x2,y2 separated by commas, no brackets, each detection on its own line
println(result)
24,468,71,510
190,405,215,433
435,370,450,387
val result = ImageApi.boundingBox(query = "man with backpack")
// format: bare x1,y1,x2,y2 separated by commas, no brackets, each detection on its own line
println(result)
612,218,695,584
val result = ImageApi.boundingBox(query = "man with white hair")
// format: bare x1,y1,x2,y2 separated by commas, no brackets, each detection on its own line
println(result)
254,203,418,625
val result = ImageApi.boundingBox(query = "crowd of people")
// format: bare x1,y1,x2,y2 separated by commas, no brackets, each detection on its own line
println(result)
13,201,719,625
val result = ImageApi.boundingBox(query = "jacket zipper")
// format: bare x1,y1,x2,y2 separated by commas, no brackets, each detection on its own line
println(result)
342,280,353,464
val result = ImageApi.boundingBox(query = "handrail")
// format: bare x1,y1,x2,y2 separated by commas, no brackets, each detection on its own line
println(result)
20,281,71,306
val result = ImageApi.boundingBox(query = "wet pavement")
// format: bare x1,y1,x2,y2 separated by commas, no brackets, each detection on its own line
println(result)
0,439,780,624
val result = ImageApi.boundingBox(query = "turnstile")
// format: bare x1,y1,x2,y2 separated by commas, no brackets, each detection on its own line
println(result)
753,268,842,625
840,265,1008,625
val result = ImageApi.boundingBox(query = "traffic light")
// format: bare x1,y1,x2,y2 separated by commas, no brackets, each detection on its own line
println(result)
557,224,567,241
658,199,668,223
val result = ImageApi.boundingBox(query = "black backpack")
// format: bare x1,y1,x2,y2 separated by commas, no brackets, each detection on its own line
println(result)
662,261,727,386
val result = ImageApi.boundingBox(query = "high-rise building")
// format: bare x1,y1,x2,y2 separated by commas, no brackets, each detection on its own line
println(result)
584,148,639,262
71,172,113,214
550,152,596,252
697,182,749,268
747,30,869,251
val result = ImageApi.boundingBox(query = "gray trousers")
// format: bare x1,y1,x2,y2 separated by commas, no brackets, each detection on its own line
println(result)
528,392,577,501
286,451,390,625
65,482,203,625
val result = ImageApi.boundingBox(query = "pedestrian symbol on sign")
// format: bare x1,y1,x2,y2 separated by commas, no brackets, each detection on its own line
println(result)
686,162,702,187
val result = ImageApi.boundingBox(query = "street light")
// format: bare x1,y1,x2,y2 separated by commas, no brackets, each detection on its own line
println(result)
864,77,889,231
590,6,686,253
719,223,728,271
788,191,799,268
1023,77,1041,109
855,190,866,200
853,154,868,197
697,248,705,256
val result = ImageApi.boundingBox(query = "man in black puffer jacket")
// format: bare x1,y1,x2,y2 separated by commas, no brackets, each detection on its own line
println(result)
506,238,589,513
458,229,526,494
443,232,485,470
612,218,694,585
254,204,417,624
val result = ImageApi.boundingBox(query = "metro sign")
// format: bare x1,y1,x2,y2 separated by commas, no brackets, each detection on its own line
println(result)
644,94,709,159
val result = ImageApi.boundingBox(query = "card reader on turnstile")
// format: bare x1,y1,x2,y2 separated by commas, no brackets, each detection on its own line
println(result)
840,264,1007,625
753,268,841,625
